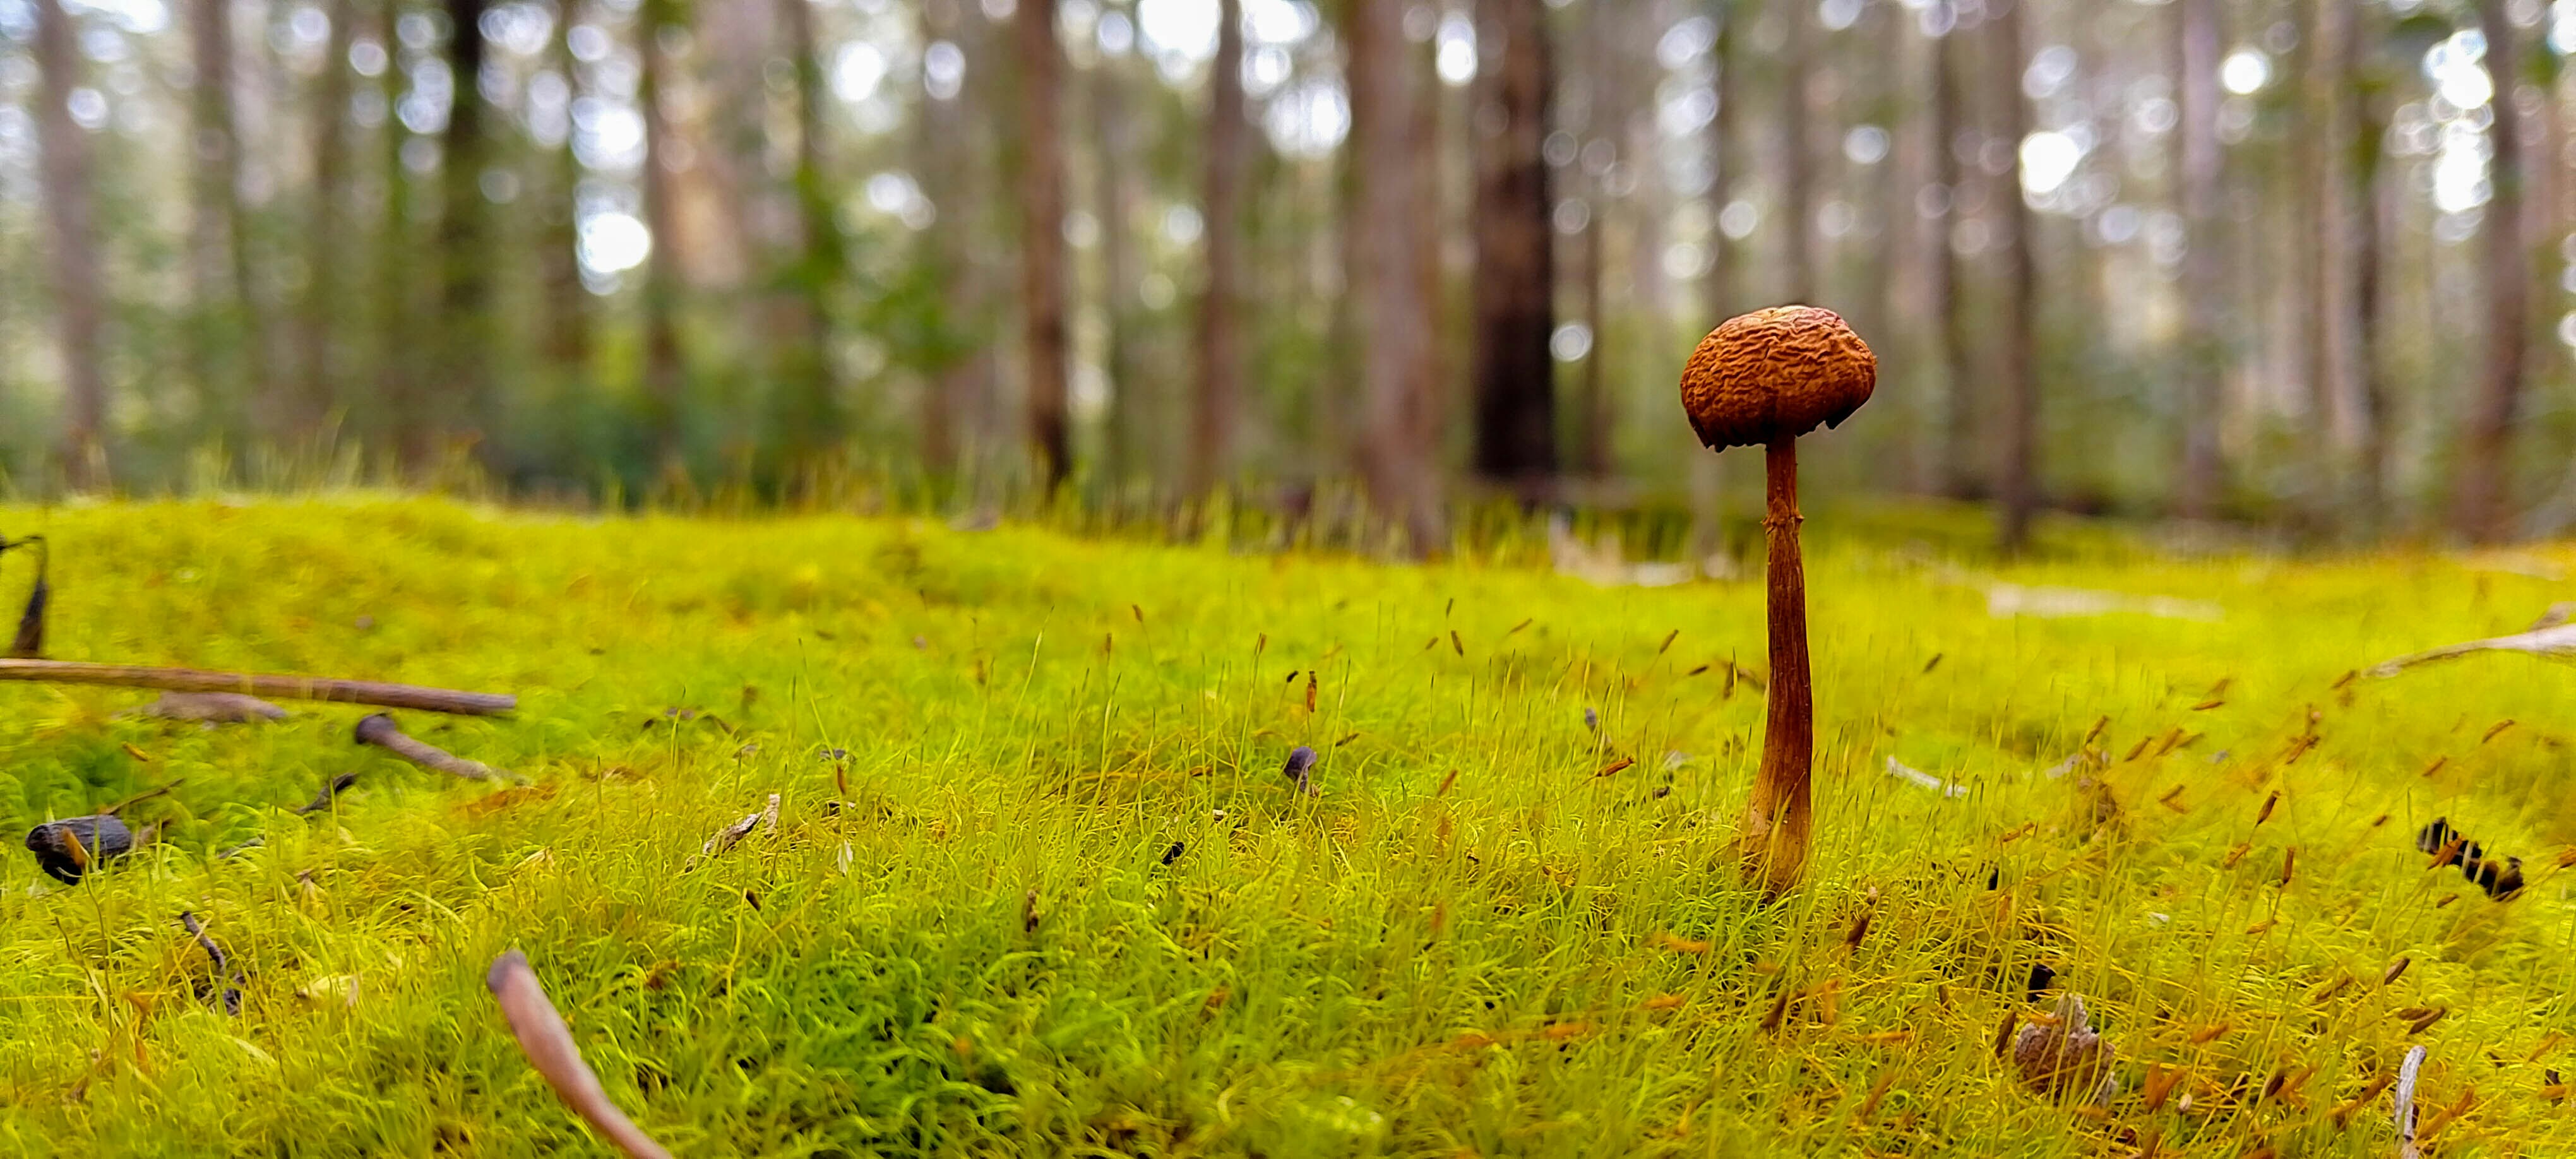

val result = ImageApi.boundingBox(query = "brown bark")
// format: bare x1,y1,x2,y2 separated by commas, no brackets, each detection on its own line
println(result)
1742,437,1811,897
1469,0,1556,496
773,0,842,474
1347,0,1442,548
374,0,419,462
2455,0,2528,542
1993,0,2037,552
2175,0,2224,518
2347,9,2391,527
1092,37,1140,484
439,0,495,463
638,0,686,468
33,0,107,486
1188,0,1247,494
1930,3,1975,500
297,0,359,437
1017,0,1071,490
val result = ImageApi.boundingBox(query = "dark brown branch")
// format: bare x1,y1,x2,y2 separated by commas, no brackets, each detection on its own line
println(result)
177,911,241,1015
486,950,673,1159
295,773,359,815
353,713,513,783
0,659,513,715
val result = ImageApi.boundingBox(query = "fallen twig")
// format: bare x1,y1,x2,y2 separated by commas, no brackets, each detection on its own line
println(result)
354,713,515,783
2368,608,2576,677
24,815,136,884
1884,757,1969,799
2395,1044,2428,1159
177,912,242,1015
3,534,47,658
0,659,513,715
99,780,179,816
485,951,672,1159
688,794,780,869
295,773,360,816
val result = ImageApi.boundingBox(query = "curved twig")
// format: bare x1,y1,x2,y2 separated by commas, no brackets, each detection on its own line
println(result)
354,713,515,783
485,951,672,1159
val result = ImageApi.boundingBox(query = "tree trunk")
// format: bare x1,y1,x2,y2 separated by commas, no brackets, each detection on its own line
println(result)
1780,0,1815,303
2175,0,2223,518
1092,35,1140,487
915,0,978,478
1016,0,1070,490
2346,3,2390,528
1931,2,1976,499
1347,0,1441,549
773,0,842,478
189,0,266,443
297,0,358,440
1188,0,1246,495
1689,0,1739,559
438,0,494,466
32,0,106,486
1991,0,2038,552
1469,0,1556,498
375,0,421,465
539,0,590,378
2454,0,2527,542
638,0,686,469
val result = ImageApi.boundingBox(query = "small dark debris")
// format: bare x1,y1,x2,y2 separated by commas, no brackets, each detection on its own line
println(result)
25,815,133,885
2026,963,2058,1001
1160,841,1186,866
1282,746,1318,795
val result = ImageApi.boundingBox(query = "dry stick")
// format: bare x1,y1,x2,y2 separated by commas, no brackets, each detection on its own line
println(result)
688,793,780,869
2395,1044,2428,1159
295,773,360,815
177,912,242,1015
354,713,515,783
2366,616,2576,677
486,951,673,1159
0,659,514,715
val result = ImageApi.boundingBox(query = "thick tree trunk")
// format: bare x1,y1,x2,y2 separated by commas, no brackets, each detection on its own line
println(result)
638,0,686,468
2454,0,2527,542
32,0,106,486
374,0,421,465
539,0,590,377
1991,0,2037,552
438,0,494,465
1188,0,1246,495
1016,0,1070,490
1469,0,1556,497
2347,9,2391,528
1689,0,1738,559
297,0,359,439
2175,0,2224,518
915,0,979,478
1931,2,1976,500
1347,0,1441,549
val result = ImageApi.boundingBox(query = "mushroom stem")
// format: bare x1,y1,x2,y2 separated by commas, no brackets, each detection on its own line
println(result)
1743,436,1813,896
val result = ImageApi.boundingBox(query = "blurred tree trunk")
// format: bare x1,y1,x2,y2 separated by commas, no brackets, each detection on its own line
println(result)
438,0,493,465
2174,0,2222,518
1469,0,1556,497
1188,0,1246,496
1346,0,1441,549
1016,0,1070,490
2343,0,2390,527
2454,0,2527,542
1689,0,1738,560
1930,3,1975,500
538,0,590,379
773,0,842,476
297,0,358,440
1991,0,2036,552
638,0,685,468
33,0,106,485
1780,0,1814,302
189,0,266,441
1092,36,1140,486
376,0,422,465
915,0,979,478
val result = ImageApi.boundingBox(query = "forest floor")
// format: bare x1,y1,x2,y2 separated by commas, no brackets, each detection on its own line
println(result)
0,497,2572,1156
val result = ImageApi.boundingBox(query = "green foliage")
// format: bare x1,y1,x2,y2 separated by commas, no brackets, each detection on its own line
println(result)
0,497,2572,1154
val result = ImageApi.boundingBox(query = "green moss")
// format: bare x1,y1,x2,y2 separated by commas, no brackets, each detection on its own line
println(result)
0,497,2568,1155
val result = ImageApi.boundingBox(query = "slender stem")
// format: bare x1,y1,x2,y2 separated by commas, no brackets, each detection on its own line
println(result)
0,660,513,716
1743,436,1813,896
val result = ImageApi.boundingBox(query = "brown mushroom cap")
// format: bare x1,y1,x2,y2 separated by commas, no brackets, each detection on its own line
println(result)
1678,305,1876,451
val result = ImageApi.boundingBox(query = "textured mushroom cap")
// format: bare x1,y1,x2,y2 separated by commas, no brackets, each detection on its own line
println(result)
1678,305,1876,450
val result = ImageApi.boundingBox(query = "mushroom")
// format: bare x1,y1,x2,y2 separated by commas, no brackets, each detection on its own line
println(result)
1677,305,1875,897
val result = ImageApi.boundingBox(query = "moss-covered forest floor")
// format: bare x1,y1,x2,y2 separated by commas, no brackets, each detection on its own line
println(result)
1,497,2572,1156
